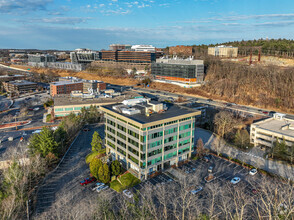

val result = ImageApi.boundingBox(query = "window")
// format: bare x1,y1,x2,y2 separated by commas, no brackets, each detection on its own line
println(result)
117,117,127,123
74,107,82,110
179,124,191,131
165,127,177,135
164,135,177,143
164,144,177,151
164,152,177,160
65,107,73,111
128,122,139,129
128,146,139,156
128,138,139,148
128,154,139,164
148,124,163,130
107,133,115,142
164,120,178,126
107,140,115,149
117,124,126,132
140,135,146,143
117,140,126,149
179,117,191,122
148,131,163,140
117,132,126,140
147,156,162,166
128,129,139,139
179,131,191,139
148,149,162,157
148,140,162,149
179,139,190,147
107,119,116,127
178,146,190,155
55,108,64,112
107,126,115,134
117,147,126,156
141,153,146,160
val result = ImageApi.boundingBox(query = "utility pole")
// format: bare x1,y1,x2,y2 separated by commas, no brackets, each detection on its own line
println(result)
26,200,29,220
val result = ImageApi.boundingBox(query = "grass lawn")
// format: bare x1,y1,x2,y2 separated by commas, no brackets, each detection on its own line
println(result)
110,172,141,192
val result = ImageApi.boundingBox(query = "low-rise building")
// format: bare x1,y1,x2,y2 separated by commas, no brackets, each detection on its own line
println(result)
53,91,143,117
50,80,83,97
0,74,26,82
83,80,106,93
101,99,200,180
109,44,132,51
28,54,56,67
151,58,204,83
131,45,156,52
47,62,85,71
250,113,294,148
3,80,37,94
208,45,238,58
70,48,100,64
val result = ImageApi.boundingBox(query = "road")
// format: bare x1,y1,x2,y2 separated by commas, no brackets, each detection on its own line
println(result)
0,95,12,112
34,124,105,219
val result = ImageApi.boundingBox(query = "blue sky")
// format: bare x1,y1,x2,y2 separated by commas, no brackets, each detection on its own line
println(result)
0,0,293,50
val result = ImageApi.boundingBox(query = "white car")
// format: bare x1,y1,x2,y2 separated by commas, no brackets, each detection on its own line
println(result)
191,186,203,195
96,185,109,193
32,130,41,134
123,189,133,199
249,169,257,176
231,177,241,184
33,107,40,111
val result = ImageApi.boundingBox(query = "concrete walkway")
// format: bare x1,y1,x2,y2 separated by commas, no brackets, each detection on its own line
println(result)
195,127,294,181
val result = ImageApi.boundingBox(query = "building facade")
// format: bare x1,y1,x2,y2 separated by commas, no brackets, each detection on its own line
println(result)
50,81,83,97
250,113,294,148
101,100,200,180
47,62,85,71
109,44,132,51
151,58,204,83
208,46,238,58
83,80,106,93
131,45,156,52
3,80,37,94
70,48,100,64
28,54,56,67
0,74,26,82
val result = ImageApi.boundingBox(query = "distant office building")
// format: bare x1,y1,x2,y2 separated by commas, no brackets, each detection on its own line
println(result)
101,99,200,180
50,81,83,97
3,80,37,94
117,51,156,63
0,74,26,82
151,58,204,83
208,45,238,58
109,44,132,51
28,54,56,67
83,80,106,93
70,48,100,64
169,45,193,56
250,113,294,149
100,51,117,61
47,62,85,71
131,45,156,52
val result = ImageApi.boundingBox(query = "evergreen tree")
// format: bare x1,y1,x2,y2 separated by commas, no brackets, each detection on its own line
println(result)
99,164,110,183
111,160,121,176
91,131,102,152
90,158,103,179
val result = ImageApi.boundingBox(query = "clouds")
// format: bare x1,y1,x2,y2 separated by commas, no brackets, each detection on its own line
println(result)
26,17,91,25
0,0,53,13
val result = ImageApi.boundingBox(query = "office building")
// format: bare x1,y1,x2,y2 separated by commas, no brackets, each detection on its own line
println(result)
131,45,156,52
100,51,117,61
208,45,238,58
83,80,106,93
117,51,156,63
47,62,86,71
70,48,100,64
53,91,142,117
28,54,56,67
0,74,26,82
101,99,200,180
109,44,132,51
151,58,204,83
50,81,83,97
3,80,37,94
250,113,294,148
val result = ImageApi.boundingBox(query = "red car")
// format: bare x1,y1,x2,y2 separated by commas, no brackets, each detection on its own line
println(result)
80,177,95,186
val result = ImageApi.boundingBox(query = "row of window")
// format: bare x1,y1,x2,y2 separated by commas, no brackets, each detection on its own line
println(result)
148,140,162,149
148,124,163,130
55,106,89,112
179,131,191,139
148,148,162,157
165,127,177,135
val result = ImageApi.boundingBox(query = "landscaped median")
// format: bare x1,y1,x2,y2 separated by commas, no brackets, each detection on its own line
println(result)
110,172,141,192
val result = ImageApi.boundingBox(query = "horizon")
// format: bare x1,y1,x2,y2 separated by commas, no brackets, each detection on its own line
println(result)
0,0,294,50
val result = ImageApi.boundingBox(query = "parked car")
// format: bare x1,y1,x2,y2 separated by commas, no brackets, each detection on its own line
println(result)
33,107,40,111
96,185,109,193
90,182,105,191
231,177,241,184
203,155,211,163
191,186,203,195
80,177,95,186
208,166,213,173
249,168,258,176
123,189,133,198
262,111,269,115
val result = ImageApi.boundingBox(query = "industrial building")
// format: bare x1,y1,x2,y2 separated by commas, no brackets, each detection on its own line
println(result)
109,44,131,51
3,80,37,94
101,99,200,180
70,48,100,64
250,113,294,149
151,58,204,83
208,45,238,57
53,91,143,117
50,80,83,97
28,54,56,67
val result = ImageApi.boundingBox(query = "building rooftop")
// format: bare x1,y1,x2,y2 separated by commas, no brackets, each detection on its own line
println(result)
7,80,36,86
50,80,83,86
0,74,24,78
254,116,294,138
102,102,199,124
54,91,142,107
